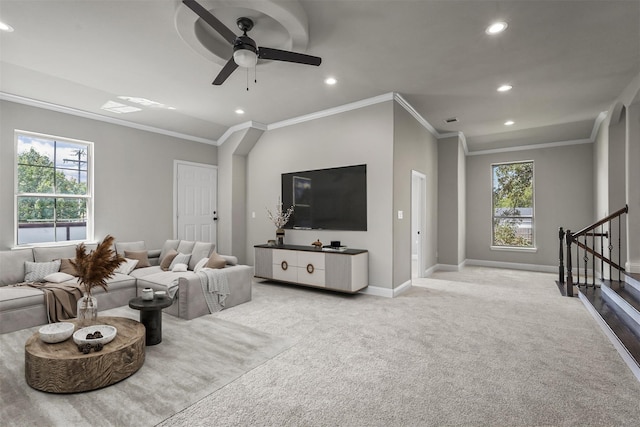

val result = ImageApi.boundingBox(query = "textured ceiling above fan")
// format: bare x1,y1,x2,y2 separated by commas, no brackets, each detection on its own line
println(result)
182,0,321,86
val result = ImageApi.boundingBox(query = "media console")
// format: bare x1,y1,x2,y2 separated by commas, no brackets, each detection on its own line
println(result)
254,244,368,293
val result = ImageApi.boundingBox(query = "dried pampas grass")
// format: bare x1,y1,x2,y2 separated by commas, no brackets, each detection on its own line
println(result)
72,235,125,296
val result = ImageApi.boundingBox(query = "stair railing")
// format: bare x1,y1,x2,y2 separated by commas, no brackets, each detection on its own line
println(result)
559,205,628,297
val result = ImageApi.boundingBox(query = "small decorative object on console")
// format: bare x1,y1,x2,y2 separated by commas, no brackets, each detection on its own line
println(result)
266,197,294,246
311,239,323,248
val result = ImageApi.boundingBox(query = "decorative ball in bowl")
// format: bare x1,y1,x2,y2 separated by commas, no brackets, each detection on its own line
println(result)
39,322,75,343
73,325,117,346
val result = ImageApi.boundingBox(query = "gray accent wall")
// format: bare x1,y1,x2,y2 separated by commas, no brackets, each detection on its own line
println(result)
466,144,594,268
438,135,466,268
0,100,217,251
244,101,395,289
392,103,438,287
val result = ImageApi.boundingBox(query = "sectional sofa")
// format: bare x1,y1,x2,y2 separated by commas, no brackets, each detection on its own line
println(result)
0,239,253,333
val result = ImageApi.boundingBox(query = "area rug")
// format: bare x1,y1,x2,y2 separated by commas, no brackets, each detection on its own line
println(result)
0,306,294,426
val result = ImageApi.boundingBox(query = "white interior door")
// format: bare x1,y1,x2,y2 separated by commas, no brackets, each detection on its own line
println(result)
175,161,217,243
411,171,426,279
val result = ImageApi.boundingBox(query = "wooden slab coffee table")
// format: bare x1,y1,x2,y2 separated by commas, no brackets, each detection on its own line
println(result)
25,316,145,393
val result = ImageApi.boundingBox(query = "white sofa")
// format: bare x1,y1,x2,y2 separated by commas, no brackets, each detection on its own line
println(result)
0,239,253,333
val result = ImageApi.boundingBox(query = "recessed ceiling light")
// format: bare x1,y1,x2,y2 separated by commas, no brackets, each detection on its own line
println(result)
0,21,14,32
497,84,513,92
504,120,515,126
325,77,337,85
486,21,508,35
235,109,245,115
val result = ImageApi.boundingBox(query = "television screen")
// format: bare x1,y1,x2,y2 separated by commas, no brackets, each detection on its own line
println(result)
281,164,367,231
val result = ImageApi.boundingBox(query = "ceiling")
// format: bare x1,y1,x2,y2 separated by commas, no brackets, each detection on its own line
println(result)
1,0,638,152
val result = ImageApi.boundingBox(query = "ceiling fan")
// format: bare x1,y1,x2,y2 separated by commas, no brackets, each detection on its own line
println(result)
182,0,322,86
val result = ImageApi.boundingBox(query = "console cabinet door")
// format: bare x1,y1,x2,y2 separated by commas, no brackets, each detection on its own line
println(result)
297,251,325,287
272,250,298,282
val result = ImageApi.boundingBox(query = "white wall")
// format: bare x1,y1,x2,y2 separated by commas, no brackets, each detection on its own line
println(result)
0,100,217,251
244,101,395,289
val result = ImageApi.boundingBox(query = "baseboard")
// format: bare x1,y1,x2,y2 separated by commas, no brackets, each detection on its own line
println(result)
626,262,640,274
465,259,557,273
433,261,467,273
360,280,412,298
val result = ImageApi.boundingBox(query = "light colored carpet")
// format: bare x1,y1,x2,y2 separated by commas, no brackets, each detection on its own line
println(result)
2,267,640,426
0,306,293,426
161,267,640,426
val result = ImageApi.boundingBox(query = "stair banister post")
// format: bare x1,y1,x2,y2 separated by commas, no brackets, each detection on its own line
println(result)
559,227,565,284
566,230,574,297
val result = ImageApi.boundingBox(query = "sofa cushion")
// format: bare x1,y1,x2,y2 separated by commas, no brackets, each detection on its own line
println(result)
189,242,214,270
176,240,196,255
128,266,163,279
159,240,180,265
116,241,146,255
33,245,77,262
24,260,61,282
160,249,178,271
0,286,45,311
0,248,34,286
59,258,79,276
136,270,198,290
205,252,226,269
124,250,151,269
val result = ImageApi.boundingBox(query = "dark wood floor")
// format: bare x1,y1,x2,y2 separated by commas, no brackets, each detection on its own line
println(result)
578,281,640,368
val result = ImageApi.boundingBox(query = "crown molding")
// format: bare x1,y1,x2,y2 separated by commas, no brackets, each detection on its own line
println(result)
0,92,218,145
267,93,395,131
216,120,267,146
467,137,593,156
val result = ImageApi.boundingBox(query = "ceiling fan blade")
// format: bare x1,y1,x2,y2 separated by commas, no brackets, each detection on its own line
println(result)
258,47,322,66
213,58,239,85
182,0,237,45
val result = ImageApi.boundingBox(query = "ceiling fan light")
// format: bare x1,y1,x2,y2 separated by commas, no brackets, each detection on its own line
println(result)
233,49,257,68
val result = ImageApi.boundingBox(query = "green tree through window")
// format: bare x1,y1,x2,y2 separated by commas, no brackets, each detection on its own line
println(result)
492,161,534,247
16,132,92,245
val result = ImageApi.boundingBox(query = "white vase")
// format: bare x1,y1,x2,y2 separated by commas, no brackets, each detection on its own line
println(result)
77,292,98,326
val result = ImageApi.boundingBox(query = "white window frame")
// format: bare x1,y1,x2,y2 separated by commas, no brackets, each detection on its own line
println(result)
490,160,536,252
14,130,94,246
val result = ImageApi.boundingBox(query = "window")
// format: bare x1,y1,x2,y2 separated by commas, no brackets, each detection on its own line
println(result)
492,161,534,248
15,131,93,245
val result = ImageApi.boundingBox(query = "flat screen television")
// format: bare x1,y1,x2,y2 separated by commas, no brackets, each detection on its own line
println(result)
281,164,367,231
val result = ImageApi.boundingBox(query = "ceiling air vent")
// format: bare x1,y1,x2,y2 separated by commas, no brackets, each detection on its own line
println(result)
444,117,459,123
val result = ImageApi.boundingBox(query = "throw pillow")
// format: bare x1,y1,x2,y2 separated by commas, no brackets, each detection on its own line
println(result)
24,260,61,282
115,258,139,275
59,258,79,276
43,272,75,283
169,253,191,270
124,250,151,269
193,257,209,273
205,252,226,269
172,263,188,272
160,249,179,271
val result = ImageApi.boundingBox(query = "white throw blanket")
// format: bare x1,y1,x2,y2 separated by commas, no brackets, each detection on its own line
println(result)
197,268,230,313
